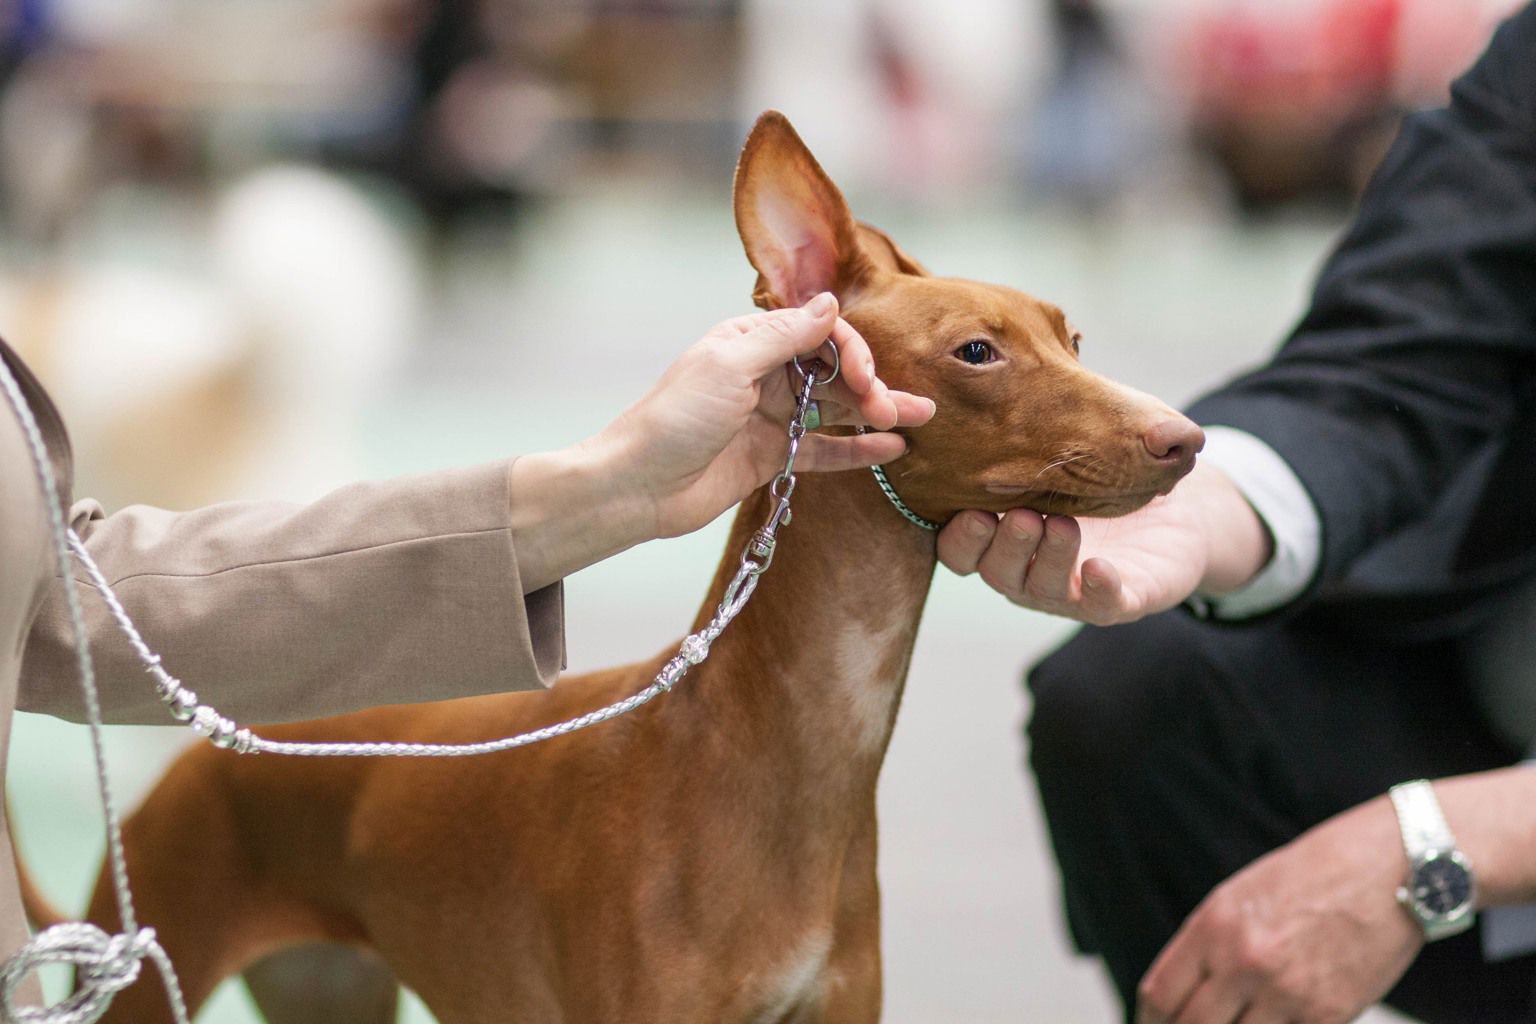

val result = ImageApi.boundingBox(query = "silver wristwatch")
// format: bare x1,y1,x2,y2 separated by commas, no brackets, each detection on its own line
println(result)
1389,779,1476,941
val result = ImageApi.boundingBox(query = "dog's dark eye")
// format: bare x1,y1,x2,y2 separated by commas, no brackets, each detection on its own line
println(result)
956,339,995,365
1071,332,1082,357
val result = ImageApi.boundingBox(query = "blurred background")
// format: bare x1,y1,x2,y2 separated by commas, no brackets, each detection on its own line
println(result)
2,0,1523,1020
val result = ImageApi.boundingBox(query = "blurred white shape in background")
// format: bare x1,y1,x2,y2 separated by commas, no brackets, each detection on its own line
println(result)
50,0,177,44
0,165,421,509
213,165,420,501
740,0,1037,201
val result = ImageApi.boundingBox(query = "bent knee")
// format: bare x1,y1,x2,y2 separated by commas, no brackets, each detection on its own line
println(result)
1026,613,1227,780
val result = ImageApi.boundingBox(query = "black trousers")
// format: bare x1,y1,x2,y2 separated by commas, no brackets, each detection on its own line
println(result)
1027,610,1536,1023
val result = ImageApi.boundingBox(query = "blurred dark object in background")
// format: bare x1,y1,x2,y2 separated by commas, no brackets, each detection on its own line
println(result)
0,0,746,241
1024,0,1156,214
1180,0,1520,215
561,1,742,180
0,0,48,86
0,0,1523,243
323,0,744,230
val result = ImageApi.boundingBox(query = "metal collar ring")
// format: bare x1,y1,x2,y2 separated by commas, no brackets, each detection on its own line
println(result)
792,337,840,387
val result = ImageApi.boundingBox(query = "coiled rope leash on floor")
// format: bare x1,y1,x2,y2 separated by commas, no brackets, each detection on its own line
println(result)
0,346,837,1022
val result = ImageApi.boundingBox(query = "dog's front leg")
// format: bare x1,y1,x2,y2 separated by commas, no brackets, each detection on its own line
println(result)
811,824,883,1024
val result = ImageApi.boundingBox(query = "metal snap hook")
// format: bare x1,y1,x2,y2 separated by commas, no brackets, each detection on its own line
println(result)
792,337,840,387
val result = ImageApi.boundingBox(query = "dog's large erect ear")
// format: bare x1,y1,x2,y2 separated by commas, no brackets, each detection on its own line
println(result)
855,222,930,278
733,111,867,310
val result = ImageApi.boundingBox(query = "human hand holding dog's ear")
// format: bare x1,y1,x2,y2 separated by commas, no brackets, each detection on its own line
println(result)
936,461,1271,625
509,294,936,592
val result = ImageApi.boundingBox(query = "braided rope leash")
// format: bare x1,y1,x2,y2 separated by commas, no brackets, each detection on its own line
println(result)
63,361,829,760
0,355,192,1024
0,345,837,1021
68,529,766,758
0,925,181,1024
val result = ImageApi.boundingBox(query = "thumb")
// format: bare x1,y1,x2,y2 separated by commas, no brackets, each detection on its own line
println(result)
731,293,839,377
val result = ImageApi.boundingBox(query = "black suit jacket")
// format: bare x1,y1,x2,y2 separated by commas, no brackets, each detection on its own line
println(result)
1188,2,1536,640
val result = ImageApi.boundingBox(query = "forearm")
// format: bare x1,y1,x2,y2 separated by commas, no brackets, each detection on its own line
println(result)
508,436,656,593
1186,461,1274,595
1436,766,1536,908
24,461,566,724
1332,766,1536,912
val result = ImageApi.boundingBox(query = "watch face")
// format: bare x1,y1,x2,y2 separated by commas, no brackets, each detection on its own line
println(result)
1411,854,1473,917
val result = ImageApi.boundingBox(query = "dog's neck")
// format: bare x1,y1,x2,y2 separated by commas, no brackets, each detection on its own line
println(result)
675,461,938,803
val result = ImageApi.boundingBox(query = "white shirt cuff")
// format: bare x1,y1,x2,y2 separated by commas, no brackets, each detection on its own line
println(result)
1189,426,1322,620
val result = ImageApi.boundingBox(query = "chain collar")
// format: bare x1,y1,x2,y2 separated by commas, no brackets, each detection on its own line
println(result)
856,427,939,531
869,460,940,531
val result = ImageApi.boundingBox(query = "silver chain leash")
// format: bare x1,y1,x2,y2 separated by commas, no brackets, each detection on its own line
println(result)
0,344,836,1020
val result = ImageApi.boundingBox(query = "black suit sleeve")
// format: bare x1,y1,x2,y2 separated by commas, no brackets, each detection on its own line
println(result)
1188,2,1536,596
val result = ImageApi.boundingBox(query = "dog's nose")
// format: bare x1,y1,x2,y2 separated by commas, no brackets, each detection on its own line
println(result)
1143,418,1205,471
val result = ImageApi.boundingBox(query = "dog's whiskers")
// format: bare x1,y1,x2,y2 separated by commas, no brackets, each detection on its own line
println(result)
1033,449,1096,483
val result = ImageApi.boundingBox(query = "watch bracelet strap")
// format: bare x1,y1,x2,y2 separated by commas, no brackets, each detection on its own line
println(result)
1389,779,1456,860
1390,778,1475,941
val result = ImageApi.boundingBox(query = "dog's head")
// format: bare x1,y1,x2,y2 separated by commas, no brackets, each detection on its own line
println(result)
733,111,1202,523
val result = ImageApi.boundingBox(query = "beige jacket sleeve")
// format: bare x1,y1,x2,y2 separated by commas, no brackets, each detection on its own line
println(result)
20,459,565,725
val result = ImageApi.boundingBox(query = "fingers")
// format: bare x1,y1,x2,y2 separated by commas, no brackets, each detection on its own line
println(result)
1077,555,1135,623
937,511,1001,575
793,430,907,473
1020,517,1137,623
937,509,1139,624
938,509,1067,604
1021,514,1082,603
1234,1004,1292,1024
810,375,936,431
1080,555,1121,593
1138,948,1205,1024
725,293,857,384
720,296,937,433
939,510,1044,595
887,390,937,427
1165,980,1252,1024
975,510,1047,599
823,311,876,394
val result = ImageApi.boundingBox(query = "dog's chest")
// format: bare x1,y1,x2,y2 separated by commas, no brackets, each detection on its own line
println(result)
811,617,914,753
747,929,833,1024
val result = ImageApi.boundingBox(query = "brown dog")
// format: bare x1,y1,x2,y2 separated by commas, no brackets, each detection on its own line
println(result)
38,111,1202,1023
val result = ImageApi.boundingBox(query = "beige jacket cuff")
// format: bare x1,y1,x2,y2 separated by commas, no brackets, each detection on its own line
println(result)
20,459,565,725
